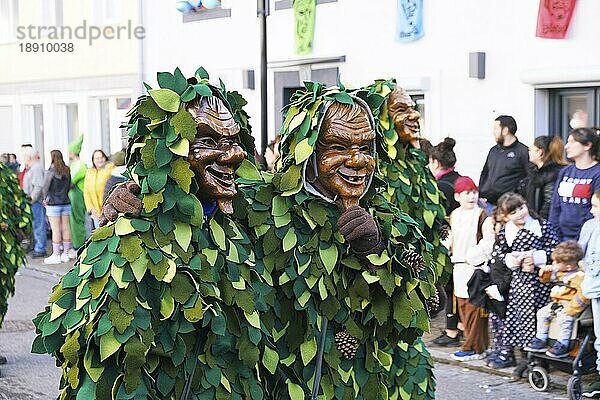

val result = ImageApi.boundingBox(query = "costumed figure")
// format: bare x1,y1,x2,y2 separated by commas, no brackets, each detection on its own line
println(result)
235,81,444,399
0,162,32,370
32,67,273,399
68,135,88,251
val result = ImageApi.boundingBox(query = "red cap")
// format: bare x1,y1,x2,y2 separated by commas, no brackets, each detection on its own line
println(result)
454,176,478,194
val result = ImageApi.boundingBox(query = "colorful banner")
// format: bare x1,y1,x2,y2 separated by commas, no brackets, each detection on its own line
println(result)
294,0,316,55
536,0,577,39
396,0,424,42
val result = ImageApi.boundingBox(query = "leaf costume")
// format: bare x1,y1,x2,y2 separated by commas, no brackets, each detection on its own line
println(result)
32,68,273,400
236,81,447,400
0,162,32,328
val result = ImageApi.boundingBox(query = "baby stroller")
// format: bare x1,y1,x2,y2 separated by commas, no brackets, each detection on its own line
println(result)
527,306,596,400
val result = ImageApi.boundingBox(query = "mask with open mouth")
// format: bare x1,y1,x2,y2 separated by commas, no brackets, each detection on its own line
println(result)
388,86,421,146
186,96,246,214
307,101,376,209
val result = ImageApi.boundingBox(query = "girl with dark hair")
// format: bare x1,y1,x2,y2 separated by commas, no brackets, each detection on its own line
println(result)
42,150,72,264
84,149,114,229
428,137,464,347
520,135,566,219
489,192,559,375
549,128,600,240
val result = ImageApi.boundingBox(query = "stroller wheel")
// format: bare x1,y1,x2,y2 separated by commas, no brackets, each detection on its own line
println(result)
529,365,550,392
567,376,581,400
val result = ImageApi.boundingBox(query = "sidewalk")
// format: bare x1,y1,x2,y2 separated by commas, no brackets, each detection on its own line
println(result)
21,253,75,277
423,313,573,392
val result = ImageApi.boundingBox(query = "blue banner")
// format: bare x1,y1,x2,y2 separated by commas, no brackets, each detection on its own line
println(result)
396,0,424,42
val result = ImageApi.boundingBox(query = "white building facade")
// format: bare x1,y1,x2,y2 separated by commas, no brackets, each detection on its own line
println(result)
141,0,600,179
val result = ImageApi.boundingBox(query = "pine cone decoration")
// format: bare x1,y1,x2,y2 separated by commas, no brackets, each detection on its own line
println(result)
0,222,7,231
404,249,425,274
439,223,450,241
335,330,359,359
425,292,440,315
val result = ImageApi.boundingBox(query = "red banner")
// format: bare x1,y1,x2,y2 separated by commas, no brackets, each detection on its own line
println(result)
536,0,577,39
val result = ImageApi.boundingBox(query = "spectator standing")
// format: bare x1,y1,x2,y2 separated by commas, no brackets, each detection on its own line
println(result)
18,144,33,189
84,150,113,229
549,128,600,240
427,138,464,348
580,190,600,398
68,136,87,250
490,193,559,375
444,176,495,361
479,115,529,213
22,147,46,257
428,137,461,214
42,150,73,264
520,136,566,219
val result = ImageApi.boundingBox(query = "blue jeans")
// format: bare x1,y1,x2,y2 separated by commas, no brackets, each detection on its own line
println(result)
31,201,47,253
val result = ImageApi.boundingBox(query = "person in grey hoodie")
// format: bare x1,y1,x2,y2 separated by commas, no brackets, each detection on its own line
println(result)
22,147,46,257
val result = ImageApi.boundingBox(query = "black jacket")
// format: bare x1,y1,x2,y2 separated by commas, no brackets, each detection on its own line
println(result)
43,167,71,206
437,170,461,215
479,140,529,204
518,161,564,219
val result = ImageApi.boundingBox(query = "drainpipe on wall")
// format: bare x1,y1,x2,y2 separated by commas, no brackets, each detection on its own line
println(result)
257,0,269,162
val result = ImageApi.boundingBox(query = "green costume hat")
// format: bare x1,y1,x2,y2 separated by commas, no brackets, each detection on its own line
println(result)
33,67,270,399
68,135,84,156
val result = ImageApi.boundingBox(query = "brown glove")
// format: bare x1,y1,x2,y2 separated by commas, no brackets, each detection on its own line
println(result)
99,181,142,226
338,205,382,256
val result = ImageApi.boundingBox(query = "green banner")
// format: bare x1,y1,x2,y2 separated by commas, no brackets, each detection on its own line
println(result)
294,0,316,55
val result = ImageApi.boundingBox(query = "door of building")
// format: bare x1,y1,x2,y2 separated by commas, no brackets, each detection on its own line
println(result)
549,87,599,140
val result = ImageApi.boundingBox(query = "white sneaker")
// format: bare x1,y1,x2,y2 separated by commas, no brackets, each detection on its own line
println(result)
44,253,62,265
60,252,70,263
67,248,77,260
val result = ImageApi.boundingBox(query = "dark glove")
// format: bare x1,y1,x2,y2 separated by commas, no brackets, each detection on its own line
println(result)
99,181,142,226
338,205,382,256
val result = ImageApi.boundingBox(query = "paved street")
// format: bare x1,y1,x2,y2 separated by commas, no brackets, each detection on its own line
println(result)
0,257,575,399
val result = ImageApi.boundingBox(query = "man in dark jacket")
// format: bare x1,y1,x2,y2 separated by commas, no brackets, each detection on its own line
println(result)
479,115,529,212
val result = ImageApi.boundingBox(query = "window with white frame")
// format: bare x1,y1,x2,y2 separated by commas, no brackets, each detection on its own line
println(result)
41,0,63,27
0,0,19,44
92,0,119,26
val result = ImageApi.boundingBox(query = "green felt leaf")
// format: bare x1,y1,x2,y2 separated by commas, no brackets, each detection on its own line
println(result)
173,221,192,251
143,190,164,213
141,139,156,169
148,170,168,192
272,196,289,217
287,380,305,400
99,329,121,361
91,224,114,241
236,159,262,181
209,219,226,251
362,270,380,284
148,89,180,113
130,253,148,282
193,83,213,97
171,272,195,303
119,235,143,263
155,139,172,167
169,138,189,157
108,301,134,334
160,287,175,319
288,111,306,133
282,228,297,252
195,67,209,80
172,67,188,94
423,209,435,228
244,310,260,329
333,91,354,104
262,346,279,375
115,218,135,236
138,98,166,121
300,337,317,365
366,251,391,266
319,244,338,274
170,158,195,193
157,72,175,90
170,109,197,141
294,138,313,164
183,296,204,323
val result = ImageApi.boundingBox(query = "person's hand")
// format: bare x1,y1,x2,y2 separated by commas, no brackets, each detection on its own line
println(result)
540,264,553,273
99,181,142,226
511,253,522,267
338,205,381,255
521,256,535,273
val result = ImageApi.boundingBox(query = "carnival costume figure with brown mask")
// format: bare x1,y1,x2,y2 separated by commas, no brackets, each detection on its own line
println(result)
32,68,275,400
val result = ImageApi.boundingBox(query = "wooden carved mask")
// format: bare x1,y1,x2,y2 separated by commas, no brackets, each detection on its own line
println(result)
387,87,421,147
186,96,246,214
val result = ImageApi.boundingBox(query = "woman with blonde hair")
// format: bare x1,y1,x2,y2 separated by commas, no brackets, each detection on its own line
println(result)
42,150,72,264
83,149,113,229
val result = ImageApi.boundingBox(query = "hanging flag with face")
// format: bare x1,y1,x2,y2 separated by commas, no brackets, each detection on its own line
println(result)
294,0,316,54
536,0,577,39
396,0,424,42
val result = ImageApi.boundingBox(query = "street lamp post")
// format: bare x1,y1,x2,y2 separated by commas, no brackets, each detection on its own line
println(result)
257,0,269,162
